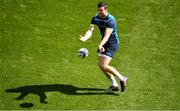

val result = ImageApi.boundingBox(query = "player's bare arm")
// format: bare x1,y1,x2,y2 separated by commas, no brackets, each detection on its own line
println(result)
98,28,113,52
79,24,95,42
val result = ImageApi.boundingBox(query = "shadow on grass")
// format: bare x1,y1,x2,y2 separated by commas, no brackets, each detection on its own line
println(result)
5,84,118,107
19,103,34,108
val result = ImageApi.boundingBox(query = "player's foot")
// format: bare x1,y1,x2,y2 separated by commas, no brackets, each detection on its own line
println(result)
106,85,119,93
120,77,128,92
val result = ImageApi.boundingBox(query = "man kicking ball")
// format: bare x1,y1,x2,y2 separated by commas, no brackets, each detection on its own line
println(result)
80,2,128,92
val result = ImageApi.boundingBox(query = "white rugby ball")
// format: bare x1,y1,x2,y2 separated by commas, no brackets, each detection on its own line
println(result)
78,48,89,58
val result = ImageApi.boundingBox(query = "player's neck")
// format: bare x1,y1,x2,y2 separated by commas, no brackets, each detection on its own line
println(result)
100,13,108,19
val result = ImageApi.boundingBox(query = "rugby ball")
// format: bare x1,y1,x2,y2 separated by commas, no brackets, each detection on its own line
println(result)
78,48,88,58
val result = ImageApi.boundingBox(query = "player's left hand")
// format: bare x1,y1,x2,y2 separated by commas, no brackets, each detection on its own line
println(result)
98,45,105,52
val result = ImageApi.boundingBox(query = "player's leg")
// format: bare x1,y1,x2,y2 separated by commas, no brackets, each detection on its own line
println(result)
98,55,112,78
101,69,117,85
98,54,128,92
98,55,119,91
105,64,128,92
98,54,124,80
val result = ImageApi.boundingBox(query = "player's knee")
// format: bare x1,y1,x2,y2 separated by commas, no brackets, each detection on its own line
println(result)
98,63,108,71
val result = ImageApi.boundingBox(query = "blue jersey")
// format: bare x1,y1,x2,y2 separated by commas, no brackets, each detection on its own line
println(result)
91,14,119,44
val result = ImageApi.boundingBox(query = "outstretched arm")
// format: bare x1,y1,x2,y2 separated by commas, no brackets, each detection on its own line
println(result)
79,24,95,42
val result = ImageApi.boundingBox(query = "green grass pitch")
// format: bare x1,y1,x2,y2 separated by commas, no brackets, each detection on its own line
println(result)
0,0,179,110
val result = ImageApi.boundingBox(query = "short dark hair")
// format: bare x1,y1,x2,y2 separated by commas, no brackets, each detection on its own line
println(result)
97,2,108,9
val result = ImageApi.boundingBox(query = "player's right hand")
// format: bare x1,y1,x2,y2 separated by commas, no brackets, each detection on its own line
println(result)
79,35,87,42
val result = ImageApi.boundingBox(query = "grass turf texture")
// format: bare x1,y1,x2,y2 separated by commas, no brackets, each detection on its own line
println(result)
0,0,180,110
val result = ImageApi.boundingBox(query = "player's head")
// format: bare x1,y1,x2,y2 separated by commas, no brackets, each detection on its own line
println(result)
97,2,108,18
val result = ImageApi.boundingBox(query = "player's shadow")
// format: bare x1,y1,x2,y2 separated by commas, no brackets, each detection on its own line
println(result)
5,84,118,105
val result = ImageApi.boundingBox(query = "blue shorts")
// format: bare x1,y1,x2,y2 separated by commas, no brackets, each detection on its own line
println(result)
98,42,119,58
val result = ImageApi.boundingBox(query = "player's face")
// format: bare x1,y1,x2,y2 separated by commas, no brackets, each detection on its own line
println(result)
98,7,107,19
